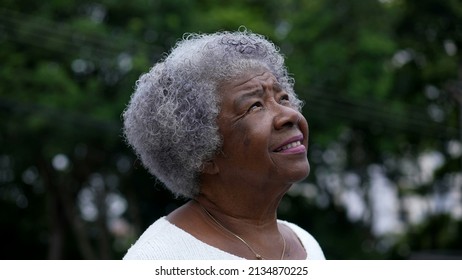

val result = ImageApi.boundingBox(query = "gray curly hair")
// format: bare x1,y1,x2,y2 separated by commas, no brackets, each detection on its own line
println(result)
122,30,303,198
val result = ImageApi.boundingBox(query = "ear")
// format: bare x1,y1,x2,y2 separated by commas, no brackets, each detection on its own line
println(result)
201,160,219,175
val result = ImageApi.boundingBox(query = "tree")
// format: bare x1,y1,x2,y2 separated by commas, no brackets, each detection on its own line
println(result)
1,0,460,260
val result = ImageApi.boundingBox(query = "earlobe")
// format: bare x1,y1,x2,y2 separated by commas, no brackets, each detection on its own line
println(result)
201,160,219,175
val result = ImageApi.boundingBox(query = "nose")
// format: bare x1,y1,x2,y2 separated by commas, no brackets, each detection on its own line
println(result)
273,103,302,130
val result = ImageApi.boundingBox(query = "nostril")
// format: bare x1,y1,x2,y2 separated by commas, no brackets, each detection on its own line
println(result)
284,121,295,128
273,105,301,130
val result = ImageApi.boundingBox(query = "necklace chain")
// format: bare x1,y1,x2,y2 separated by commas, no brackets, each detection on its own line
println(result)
197,202,286,260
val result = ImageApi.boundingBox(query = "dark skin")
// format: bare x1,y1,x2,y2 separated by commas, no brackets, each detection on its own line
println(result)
168,69,310,259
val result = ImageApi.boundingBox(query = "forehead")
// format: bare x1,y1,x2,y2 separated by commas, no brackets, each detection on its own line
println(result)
218,70,278,97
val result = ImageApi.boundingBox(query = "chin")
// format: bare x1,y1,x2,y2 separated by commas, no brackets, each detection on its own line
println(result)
288,161,310,183
305,161,311,177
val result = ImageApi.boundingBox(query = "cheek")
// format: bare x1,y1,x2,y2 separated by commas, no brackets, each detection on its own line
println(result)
227,123,252,151
222,121,264,155
243,132,252,147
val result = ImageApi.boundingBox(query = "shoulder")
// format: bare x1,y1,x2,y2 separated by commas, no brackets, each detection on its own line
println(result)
123,217,177,260
278,220,326,260
123,217,243,260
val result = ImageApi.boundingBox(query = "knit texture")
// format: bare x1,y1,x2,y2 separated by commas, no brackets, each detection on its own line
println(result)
123,217,325,260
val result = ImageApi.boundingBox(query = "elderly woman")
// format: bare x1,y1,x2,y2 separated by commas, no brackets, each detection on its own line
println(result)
122,30,325,260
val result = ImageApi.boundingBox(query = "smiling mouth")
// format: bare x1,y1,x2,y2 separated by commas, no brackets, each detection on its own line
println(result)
274,141,302,152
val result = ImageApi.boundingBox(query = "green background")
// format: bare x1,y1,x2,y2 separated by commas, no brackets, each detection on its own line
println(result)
1,0,461,259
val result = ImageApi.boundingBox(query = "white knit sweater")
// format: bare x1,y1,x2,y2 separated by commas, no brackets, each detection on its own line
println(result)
123,217,325,260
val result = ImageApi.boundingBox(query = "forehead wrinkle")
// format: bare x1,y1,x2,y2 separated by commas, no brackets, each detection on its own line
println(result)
233,74,283,107
232,70,268,87
220,71,282,110
256,72,281,93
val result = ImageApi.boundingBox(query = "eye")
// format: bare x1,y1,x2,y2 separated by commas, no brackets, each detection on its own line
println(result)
279,94,290,104
248,101,263,112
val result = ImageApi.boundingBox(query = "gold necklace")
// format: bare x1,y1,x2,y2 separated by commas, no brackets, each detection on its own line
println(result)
197,202,286,260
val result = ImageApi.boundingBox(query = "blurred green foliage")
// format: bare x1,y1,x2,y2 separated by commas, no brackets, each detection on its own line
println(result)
0,0,461,259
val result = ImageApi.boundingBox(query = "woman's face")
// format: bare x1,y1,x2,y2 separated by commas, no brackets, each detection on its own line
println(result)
214,69,310,189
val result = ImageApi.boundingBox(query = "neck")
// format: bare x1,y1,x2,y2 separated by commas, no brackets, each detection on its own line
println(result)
193,186,290,239
192,196,286,260
195,200,286,260
197,174,292,223
191,175,293,260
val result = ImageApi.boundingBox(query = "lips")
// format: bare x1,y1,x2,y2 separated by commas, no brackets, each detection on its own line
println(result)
273,135,305,153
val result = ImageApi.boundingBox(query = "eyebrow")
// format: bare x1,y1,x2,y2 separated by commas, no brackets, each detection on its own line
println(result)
234,88,265,108
272,82,282,92
233,82,283,108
